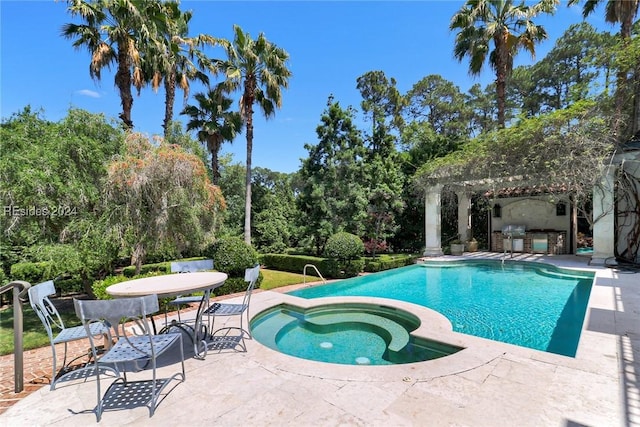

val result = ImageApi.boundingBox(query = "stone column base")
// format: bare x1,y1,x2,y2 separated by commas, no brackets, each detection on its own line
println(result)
423,247,444,257
589,253,616,266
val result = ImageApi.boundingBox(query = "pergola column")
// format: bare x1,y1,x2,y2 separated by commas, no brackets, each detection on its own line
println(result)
456,190,471,241
590,165,616,265
423,184,443,257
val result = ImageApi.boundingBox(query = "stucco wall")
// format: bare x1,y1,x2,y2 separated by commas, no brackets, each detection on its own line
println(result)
490,197,571,233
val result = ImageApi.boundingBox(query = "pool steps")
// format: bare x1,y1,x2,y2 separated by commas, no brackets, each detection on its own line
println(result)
305,312,410,353
252,309,410,353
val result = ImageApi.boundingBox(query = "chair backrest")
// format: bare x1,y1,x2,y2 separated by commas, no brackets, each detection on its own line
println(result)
74,294,159,340
244,265,260,284
28,280,64,340
75,296,159,362
242,265,260,306
170,259,214,273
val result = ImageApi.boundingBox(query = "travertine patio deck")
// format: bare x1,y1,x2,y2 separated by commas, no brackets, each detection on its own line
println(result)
1,254,638,426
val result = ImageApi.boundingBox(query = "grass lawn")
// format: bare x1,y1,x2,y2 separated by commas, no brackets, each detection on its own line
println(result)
0,268,309,356
0,301,82,356
259,269,308,290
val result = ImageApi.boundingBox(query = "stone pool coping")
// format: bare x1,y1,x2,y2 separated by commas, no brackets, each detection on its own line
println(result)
248,287,585,384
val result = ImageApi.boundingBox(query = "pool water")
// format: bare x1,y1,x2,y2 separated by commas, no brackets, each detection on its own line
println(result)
251,303,463,365
288,261,594,357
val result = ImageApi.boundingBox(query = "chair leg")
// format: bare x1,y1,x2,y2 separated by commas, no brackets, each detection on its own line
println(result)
95,372,104,422
209,316,216,335
244,310,252,339
50,343,59,391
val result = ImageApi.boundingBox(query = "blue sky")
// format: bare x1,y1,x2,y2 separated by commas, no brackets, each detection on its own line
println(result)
1,1,610,173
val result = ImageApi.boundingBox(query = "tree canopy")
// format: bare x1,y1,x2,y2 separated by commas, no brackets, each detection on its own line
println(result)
103,133,225,273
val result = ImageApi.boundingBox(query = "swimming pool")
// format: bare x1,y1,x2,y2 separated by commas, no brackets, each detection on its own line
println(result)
287,260,594,357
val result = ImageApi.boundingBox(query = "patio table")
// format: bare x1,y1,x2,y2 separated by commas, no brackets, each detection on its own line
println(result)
106,271,228,359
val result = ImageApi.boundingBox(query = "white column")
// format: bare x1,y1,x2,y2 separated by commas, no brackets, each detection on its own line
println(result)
424,185,443,257
590,165,616,265
456,190,471,241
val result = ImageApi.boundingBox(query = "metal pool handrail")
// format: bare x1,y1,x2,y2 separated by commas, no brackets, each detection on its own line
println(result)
303,264,326,285
0,280,31,392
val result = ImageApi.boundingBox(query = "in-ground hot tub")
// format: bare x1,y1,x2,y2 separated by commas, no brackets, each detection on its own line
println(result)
250,302,463,365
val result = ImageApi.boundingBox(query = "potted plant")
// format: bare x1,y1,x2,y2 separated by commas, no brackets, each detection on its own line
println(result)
466,238,478,252
450,238,465,256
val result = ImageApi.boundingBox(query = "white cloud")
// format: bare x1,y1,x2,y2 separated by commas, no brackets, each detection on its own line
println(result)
76,89,101,98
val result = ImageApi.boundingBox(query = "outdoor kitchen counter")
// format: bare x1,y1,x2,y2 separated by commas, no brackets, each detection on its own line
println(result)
490,230,567,254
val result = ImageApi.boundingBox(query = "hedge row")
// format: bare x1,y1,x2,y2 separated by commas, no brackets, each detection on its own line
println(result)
363,255,419,272
259,254,390,279
259,254,363,278
10,261,83,294
121,257,208,277
259,254,326,276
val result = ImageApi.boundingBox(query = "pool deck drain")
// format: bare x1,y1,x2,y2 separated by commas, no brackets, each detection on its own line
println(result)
2,253,639,426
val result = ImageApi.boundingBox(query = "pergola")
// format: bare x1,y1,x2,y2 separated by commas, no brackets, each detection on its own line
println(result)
415,113,640,265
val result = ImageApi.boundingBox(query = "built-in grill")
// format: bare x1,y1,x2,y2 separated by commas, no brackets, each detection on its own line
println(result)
502,225,525,252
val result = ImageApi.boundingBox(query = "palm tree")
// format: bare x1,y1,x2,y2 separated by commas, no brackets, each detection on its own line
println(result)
450,0,558,127
568,0,640,136
145,1,223,138
217,25,291,245
569,0,638,38
62,0,161,130
181,85,244,185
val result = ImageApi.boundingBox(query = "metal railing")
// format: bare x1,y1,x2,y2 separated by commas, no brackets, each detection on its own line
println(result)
303,264,326,285
0,280,31,393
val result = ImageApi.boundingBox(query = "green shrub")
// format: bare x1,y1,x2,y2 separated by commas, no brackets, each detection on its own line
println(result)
211,272,263,297
10,244,100,294
122,261,171,277
204,237,258,278
363,255,418,272
92,271,167,300
10,261,54,284
322,258,364,278
324,232,364,261
9,260,86,294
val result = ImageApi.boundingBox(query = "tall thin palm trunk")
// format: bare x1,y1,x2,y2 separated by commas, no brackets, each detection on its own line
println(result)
495,32,510,128
244,94,255,245
163,65,176,137
116,43,134,129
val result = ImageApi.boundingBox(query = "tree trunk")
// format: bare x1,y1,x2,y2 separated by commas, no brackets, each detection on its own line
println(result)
244,118,253,245
132,241,146,276
208,134,221,185
494,32,509,128
163,66,176,138
116,45,134,130
243,83,255,246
